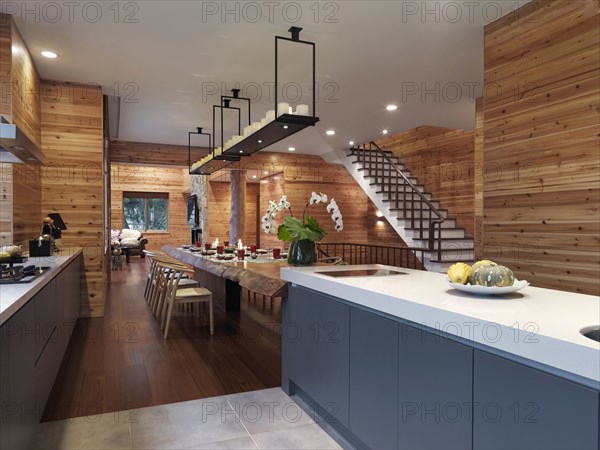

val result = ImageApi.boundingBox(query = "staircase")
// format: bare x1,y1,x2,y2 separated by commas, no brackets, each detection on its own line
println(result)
339,142,474,272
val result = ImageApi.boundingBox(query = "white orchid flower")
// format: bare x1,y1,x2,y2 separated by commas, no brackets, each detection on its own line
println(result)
335,218,344,231
331,211,343,222
261,214,270,223
326,199,337,213
309,191,322,205
320,193,328,203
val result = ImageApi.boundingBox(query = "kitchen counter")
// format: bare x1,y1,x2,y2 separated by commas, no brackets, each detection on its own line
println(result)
281,264,600,386
0,248,83,325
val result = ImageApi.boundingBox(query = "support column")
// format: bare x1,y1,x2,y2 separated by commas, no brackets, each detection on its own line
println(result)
229,170,246,243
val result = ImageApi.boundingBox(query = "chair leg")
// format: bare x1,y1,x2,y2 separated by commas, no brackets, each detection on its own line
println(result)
163,300,175,337
209,297,214,335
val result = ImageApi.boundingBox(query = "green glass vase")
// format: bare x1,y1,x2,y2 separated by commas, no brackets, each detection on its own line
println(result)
287,239,316,266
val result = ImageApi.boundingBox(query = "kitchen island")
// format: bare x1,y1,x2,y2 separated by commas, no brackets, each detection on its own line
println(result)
280,264,600,450
0,249,83,450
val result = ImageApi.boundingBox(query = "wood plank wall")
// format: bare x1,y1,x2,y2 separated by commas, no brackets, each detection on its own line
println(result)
12,163,42,249
474,97,484,259
374,126,476,237
0,14,11,119
41,81,105,317
483,0,599,295
208,180,259,245
109,140,208,167
7,16,41,148
0,164,12,244
204,152,408,250
110,163,190,249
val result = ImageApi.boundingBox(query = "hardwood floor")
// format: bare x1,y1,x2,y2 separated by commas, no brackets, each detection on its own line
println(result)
42,258,282,421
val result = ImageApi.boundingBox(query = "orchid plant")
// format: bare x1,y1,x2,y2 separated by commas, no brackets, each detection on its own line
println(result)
261,192,343,242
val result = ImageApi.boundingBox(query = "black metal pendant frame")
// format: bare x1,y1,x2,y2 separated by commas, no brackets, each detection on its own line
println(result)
190,27,319,175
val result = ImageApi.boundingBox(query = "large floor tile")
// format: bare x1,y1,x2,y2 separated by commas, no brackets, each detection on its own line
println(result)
224,388,314,435
251,423,342,450
31,411,133,449
130,396,249,449
193,436,259,449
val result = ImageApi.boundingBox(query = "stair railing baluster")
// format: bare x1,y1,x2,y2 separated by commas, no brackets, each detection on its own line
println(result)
367,141,446,262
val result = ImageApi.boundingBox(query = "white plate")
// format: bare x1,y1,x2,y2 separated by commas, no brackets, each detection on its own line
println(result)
446,279,529,295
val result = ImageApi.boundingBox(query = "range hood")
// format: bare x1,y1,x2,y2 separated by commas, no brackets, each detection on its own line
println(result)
0,116,46,164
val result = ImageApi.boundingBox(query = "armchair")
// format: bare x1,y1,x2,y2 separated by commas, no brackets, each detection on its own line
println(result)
119,229,149,258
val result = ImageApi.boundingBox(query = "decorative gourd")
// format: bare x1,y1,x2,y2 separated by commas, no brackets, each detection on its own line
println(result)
469,264,515,287
447,262,472,284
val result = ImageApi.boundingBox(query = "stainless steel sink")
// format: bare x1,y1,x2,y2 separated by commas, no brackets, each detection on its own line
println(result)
315,268,408,278
580,326,600,343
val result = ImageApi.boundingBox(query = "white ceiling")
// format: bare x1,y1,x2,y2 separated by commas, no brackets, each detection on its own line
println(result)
14,1,527,156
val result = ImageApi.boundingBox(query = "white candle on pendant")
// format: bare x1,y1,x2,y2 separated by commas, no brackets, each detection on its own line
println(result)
277,102,289,117
296,104,309,116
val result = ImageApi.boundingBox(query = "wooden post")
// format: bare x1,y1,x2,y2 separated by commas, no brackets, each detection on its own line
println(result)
229,170,246,244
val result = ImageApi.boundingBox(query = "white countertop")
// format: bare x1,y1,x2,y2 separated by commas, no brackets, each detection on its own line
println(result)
0,249,83,326
281,264,600,385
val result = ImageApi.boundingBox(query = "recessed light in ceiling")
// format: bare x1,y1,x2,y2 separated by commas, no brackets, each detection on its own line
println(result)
263,171,268,175
258,140,263,143
41,51,58,59
326,130,335,136
239,150,244,153
288,147,295,152
349,141,354,146
283,126,289,129
253,175,257,179
386,105,398,111
383,129,389,135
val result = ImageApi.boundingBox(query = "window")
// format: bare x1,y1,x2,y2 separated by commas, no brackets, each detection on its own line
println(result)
123,192,169,232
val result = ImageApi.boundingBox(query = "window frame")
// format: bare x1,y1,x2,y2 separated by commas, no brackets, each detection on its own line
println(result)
122,192,169,232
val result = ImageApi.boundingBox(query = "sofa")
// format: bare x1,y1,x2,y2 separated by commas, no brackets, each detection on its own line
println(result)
118,229,148,258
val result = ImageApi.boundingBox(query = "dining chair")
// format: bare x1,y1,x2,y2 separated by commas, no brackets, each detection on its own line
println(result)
159,263,214,339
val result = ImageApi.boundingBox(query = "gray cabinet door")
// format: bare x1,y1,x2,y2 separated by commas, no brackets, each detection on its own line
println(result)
349,308,399,449
398,325,473,450
473,350,599,450
5,298,37,450
282,286,350,426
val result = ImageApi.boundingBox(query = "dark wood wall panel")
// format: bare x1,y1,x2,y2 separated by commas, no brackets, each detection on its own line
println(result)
483,0,600,295
41,81,105,316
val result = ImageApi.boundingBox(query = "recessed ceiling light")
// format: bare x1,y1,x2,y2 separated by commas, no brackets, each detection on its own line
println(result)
326,130,335,136
41,51,58,59
263,171,268,175
252,175,257,179
288,147,295,152
257,140,263,143
386,105,398,111
383,129,389,135
283,125,289,129
239,150,244,153
349,141,354,146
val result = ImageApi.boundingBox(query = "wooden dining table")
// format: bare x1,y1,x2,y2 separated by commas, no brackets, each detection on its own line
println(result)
163,246,289,311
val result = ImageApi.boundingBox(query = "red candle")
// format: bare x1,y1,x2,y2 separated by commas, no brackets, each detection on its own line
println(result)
237,249,245,260
196,240,202,248
250,245,257,253
272,248,281,259
205,243,211,251
217,245,224,255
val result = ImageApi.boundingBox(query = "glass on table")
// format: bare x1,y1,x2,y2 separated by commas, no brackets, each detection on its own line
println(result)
272,248,281,259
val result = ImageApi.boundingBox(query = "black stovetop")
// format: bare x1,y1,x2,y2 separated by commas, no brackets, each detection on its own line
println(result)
0,265,51,284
